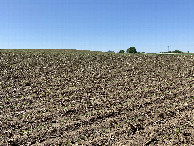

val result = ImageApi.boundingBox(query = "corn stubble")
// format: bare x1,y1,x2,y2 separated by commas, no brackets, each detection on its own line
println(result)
0,49,193,145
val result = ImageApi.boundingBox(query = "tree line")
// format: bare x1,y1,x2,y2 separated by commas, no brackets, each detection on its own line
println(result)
119,47,138,53
118,48,186,54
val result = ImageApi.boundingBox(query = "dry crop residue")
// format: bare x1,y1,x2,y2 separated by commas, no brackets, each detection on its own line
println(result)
0,49,193,145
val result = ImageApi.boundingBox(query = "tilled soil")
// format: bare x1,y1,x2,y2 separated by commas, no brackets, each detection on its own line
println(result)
0,49,193,145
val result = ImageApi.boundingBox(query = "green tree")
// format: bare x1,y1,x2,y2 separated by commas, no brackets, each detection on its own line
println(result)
119,50,125,53
126,47,137,53
172,50,183,53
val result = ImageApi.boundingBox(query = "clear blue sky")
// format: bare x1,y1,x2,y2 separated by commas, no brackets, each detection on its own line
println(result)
0,0,194,53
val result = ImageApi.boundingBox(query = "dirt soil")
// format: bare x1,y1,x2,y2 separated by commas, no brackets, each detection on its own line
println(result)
0,49,193,145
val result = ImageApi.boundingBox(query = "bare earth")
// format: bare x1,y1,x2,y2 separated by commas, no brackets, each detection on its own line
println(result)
0,50,193,145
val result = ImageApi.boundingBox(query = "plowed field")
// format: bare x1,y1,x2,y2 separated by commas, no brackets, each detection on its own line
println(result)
0,49,193,145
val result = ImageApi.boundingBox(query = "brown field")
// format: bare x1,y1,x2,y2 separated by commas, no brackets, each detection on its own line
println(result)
0,49,193,145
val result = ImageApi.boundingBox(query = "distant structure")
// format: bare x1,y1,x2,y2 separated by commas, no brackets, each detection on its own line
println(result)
168,46,170,52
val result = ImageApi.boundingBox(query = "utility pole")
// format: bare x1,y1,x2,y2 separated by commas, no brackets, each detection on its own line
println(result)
168,46,170,52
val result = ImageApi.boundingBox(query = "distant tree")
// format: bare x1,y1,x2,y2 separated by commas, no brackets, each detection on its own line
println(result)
119,50,125,53
126,47,137,53
172,50,183,53
108,50,114,53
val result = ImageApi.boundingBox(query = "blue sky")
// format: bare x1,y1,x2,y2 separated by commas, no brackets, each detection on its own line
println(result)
0,0,194,53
